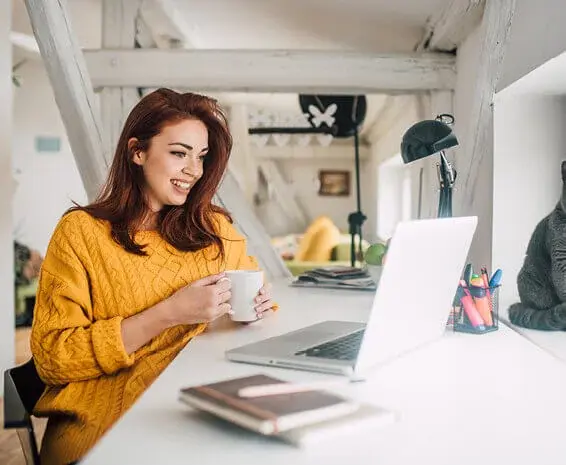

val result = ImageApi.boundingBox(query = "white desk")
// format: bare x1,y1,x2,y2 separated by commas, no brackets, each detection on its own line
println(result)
499,302,566,363
83,281,566,465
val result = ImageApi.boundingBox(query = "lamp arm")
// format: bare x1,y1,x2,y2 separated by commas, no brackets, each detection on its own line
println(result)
437,151,457,218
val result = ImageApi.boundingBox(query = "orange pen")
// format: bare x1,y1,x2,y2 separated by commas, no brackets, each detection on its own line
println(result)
471,275,493,327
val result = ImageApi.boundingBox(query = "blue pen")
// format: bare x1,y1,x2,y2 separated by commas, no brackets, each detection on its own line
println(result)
489,269,502,287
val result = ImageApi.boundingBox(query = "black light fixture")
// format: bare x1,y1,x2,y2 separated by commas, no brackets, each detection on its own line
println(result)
299,95,368,268
400,114,458,218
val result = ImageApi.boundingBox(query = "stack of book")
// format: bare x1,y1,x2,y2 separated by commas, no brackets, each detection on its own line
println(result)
290,265,376,291
179,374,395,447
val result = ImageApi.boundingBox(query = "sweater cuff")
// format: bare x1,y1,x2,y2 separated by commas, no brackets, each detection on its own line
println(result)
92,317,135,375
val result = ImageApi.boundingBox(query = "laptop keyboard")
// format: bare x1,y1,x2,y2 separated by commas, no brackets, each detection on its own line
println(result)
295,329,365,361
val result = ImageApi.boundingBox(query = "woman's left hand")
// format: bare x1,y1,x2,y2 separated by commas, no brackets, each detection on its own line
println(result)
254,283,276,319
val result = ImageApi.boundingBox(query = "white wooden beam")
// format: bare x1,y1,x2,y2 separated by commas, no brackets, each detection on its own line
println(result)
139,0,201,48
100,87,139,161
252,143,370,161
455,0,517,270
134,14,157,48
417,0,485,52
366,95,417,148
101,0,141,160
214,171,291,280
9,31,39,55
84,49,456,93
258,160,308,232
228,104,257,204
0,0,14,394
24,0,106,200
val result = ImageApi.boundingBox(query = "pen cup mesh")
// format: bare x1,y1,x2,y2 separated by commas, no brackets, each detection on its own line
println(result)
450,285,500,334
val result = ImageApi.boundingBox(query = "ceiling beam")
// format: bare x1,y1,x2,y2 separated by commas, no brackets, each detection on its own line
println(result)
100,0,141,162
139,0,201,48
258,160,308,232
417,0,485,52
455,0,516,271
365,95,415,147
24,0,107,201
84,49,456,93
9,31,39,55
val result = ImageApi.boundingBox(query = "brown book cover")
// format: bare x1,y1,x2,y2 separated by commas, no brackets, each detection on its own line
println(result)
179,374,359,435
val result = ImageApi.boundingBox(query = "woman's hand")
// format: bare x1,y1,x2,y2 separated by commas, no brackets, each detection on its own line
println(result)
253,282,276,319
165,272,233,326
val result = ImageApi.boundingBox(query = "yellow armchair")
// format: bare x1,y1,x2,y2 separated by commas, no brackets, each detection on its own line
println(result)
278,216,369,276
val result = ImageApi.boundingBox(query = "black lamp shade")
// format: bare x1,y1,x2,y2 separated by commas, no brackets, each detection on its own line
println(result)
400,119,459,164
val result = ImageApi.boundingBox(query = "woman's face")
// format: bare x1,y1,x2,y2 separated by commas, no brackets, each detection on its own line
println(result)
131,119,209,212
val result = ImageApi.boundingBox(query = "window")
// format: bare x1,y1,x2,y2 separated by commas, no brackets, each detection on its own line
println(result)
376,154,412,240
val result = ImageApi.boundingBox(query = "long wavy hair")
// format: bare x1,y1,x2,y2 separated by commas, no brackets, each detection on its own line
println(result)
69,88,233,257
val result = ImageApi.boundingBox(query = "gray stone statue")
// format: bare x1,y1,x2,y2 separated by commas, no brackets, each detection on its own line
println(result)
508,160,566,330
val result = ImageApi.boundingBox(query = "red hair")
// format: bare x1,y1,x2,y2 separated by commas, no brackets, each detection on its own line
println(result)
69,88,233,256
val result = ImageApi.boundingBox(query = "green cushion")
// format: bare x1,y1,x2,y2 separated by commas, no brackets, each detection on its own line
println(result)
332,237,370,262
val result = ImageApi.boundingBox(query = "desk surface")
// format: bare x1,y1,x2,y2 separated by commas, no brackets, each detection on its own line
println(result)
500,302,566,363
83,281,566,465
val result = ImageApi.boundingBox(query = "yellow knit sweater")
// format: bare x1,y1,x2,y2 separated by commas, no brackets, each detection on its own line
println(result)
31,210,259,465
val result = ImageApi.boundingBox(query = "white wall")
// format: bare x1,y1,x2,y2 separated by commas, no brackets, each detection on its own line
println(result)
493,96,566,305
13,61,87,255
377,155,412,240
498,0,566,92
278,156,362,234
1,0,14,393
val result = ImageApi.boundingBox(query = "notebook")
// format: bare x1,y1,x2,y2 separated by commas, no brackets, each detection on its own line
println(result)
178,374,359,435
292,266,376,291
279,403,397,447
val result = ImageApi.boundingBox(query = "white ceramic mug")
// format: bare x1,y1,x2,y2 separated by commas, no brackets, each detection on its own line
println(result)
225,270,263,322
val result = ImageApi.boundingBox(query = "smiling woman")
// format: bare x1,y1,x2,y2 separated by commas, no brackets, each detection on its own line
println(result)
75,88,233,255
29,88,278,465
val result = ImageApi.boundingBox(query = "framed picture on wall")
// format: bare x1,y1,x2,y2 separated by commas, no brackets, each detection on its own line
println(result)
318,170,350,197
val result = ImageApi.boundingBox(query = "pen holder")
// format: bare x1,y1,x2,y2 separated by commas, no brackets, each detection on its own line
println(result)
451,285,500,334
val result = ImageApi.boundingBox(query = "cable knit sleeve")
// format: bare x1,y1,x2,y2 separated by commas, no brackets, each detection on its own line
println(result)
31,213,135,386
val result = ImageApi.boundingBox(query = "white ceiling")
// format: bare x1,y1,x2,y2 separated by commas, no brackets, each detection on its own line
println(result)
170,0,447,52
498,51,566,96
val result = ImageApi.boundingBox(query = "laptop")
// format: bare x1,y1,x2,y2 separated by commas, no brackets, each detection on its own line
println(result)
226,216,477,377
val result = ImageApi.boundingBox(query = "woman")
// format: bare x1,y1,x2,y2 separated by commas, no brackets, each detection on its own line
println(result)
31,88,276,465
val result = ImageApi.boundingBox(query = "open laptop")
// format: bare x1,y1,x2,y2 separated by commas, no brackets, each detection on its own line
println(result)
226,216,477,377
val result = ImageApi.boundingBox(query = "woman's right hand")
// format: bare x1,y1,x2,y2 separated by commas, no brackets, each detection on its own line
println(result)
165,272,232,325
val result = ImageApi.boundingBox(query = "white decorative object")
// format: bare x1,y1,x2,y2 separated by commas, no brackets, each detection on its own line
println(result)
294,134,311,147
308,103,337,128
272,133,291,147
316,134,333,147
248,106,335,147
250,134,269,148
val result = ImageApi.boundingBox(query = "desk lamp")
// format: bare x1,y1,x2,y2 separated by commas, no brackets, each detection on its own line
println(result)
400,114,458,218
